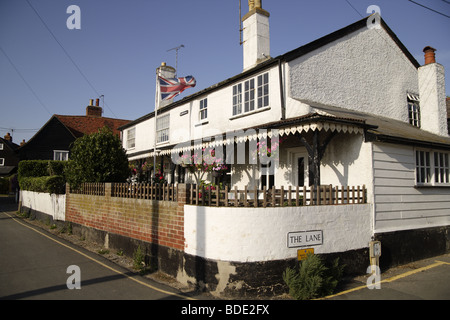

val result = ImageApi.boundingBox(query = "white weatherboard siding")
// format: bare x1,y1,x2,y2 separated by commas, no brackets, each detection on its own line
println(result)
184,204,372,262
373,143,450,233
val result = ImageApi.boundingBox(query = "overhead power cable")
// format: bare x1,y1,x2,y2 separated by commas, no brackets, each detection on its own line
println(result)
408,0,450,19
0,46,53,116
25,0,119,117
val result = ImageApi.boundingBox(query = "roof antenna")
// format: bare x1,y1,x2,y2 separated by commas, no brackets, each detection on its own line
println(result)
167,44,184,76
239,0,243,45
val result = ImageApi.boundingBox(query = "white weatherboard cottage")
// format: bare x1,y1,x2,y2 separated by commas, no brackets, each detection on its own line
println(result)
120,3,449,294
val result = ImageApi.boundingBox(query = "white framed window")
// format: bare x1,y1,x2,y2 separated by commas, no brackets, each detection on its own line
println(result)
199,98,207,120
0,143,3,150
127,127,136,149
53,150,69,161
244,78,255,112
434,152,449,184
156,114,170,144
415,149,450,185
257,73,269,109
232,83,242,116
232,72,269,117
407,95,420,127
0,158,4,166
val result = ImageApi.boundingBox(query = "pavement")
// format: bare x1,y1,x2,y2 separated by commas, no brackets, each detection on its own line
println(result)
324,252,450,300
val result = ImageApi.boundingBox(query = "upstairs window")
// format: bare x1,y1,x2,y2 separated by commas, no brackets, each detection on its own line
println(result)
257,73,269,108
199,98,208,120
53,150,69,161
407,94,420,127
232,84,242,116
233,72,269,116
156,114,170,144
244,78,255,112
0,158,4,166
0,143,3,150
127,127,135,149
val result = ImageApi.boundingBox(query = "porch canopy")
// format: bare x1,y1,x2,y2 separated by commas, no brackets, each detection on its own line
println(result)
143,111,373,187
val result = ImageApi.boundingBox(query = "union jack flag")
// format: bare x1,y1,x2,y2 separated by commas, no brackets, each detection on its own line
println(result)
159,75,196,101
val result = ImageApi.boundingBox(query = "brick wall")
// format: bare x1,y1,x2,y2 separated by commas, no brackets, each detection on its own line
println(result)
65,183,189,251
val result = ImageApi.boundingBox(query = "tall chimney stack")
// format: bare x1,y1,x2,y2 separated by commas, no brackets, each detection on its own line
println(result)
156,62,176,109
242,0,270,71
4,132,12,142
86,98,103,117
418,46,448,136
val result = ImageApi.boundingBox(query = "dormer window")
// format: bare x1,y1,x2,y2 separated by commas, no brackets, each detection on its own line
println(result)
407,94,420,127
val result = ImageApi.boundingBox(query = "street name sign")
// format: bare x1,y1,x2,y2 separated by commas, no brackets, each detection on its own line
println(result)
287,230,323,248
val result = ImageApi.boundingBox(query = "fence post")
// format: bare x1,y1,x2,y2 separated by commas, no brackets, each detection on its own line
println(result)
105,183,112,199
177,184,190,205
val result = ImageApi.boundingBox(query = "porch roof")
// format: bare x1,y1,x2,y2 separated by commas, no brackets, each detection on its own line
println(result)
312,104,450,150
128,106,450,161
135,112,369,159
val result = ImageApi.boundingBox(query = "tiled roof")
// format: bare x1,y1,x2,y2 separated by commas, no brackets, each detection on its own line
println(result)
55,115,130,137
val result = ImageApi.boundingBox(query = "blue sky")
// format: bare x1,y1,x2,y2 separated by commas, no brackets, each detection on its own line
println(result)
1,0,449,145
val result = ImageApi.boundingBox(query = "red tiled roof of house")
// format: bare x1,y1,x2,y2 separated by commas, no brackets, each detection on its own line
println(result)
55,115,130,138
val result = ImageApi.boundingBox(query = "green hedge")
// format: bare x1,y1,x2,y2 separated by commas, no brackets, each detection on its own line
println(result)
18,160,67,178
19,176,66,194
18,160,68,194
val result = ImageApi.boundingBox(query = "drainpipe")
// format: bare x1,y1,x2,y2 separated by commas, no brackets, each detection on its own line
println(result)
278,58,286,120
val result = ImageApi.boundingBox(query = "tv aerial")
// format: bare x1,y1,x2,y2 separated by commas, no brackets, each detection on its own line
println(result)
167,44,184,76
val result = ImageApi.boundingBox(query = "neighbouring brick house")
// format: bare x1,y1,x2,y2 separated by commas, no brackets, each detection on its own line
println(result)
19,99,130,161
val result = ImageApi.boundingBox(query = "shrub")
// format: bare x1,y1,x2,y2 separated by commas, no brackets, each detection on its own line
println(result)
282,253,344,300
18,160,68,179
19,175,65,194
64,126,129,189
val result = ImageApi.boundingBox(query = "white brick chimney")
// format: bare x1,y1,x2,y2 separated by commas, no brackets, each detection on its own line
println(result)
242,1,270,71
418,46,448,136
156,62,176,109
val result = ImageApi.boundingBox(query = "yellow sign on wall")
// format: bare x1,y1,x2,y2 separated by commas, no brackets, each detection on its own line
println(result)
297,248,314,261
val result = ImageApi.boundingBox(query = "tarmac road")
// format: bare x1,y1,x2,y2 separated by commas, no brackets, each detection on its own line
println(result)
0,204,199,300
1,196,449,304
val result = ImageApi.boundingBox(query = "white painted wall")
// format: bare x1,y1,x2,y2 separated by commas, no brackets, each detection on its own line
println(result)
373,142,450,233
124,64,283,160
20,190,66,221
184,203,372,262
289,26,419,124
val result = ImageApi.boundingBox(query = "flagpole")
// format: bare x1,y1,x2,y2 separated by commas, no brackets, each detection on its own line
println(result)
154,71,159,183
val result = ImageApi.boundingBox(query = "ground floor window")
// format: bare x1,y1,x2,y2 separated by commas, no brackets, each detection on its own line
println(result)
415,149,450,185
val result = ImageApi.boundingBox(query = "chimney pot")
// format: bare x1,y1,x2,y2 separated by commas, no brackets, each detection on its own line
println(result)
95,98,100,106
423,46,436,65
89,99,94,106
4,132,12,142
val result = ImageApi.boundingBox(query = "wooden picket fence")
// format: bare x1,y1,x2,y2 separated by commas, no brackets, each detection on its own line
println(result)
111,182,177,201
69,182,105,196
69,182,367,207
189,184,367,208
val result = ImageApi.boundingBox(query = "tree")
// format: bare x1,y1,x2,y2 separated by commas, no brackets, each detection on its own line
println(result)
65,127,129,188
